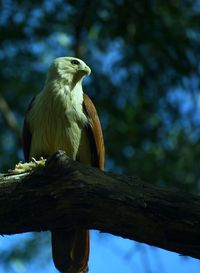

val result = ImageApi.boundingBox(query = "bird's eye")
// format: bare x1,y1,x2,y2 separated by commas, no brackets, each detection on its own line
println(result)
71,59,80,65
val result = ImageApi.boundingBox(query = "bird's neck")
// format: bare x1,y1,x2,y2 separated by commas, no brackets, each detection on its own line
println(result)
42,77,84,105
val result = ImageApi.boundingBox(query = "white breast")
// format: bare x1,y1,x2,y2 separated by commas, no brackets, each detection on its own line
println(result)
27,85,91,164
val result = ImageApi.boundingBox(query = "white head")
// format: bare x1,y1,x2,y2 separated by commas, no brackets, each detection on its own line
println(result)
46,57,91,88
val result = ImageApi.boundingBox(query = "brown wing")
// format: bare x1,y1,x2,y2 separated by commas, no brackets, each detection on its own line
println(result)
83,93,105,170
22,97,35,161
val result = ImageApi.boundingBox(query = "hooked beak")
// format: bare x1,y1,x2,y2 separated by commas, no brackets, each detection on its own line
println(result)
81,65,91,76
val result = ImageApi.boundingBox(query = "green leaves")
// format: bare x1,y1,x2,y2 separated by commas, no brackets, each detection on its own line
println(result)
1,1,200,187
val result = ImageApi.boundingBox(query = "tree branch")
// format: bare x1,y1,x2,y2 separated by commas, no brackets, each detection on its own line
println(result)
73,0,92,58
1,150,200,260
0,94,21,141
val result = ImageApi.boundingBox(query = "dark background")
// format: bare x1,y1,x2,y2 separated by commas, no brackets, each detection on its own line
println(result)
0,1,200,272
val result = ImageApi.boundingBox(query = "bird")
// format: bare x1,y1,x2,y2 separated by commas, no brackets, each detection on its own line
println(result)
22,57,105,273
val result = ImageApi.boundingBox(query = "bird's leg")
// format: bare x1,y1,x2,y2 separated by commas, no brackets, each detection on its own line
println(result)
9,157,46,174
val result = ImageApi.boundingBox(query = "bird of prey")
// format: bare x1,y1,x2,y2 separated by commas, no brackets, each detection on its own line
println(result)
22,57,105,273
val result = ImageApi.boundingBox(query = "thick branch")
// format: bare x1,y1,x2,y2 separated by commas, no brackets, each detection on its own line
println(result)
0,151,200,259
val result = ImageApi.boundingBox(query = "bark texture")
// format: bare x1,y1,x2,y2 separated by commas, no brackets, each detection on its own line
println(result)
0,151,200,259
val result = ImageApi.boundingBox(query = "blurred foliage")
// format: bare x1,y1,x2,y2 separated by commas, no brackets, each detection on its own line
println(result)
1,0,200,270
0,233,51,272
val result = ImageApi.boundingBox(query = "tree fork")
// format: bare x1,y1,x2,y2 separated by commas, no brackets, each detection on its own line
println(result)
0,150,200,259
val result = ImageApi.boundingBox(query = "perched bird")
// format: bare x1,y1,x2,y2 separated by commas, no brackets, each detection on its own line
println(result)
22,57,105,273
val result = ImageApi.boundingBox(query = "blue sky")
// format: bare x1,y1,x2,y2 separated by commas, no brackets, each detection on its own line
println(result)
0,231,199,273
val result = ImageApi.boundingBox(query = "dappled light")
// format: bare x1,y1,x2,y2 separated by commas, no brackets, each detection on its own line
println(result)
0,1,200,272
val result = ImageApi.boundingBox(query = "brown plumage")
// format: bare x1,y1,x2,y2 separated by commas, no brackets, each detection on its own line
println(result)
83,93,104,170
22,57,104,273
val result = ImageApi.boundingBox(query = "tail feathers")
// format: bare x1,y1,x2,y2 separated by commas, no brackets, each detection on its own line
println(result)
51,229,89,273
